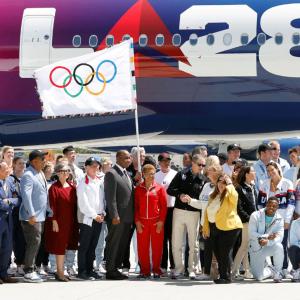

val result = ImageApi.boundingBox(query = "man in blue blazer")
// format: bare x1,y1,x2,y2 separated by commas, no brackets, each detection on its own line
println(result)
0,161,19,284
20,150,48,283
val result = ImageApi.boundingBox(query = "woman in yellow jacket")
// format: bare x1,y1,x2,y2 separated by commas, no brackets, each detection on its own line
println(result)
202,173,243,284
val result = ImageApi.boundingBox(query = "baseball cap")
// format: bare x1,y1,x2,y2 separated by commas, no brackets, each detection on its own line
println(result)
85,157,100,166
227,144,242,152
257,143,273,154
29,150,48,161
158,152,171,161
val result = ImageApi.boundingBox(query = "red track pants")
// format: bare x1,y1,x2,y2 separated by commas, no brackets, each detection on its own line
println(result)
137,219,164,276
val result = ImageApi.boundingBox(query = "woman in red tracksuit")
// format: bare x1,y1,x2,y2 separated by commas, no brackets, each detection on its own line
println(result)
135,164,168,279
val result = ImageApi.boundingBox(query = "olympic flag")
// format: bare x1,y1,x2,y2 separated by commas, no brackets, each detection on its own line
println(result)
34,39,136,118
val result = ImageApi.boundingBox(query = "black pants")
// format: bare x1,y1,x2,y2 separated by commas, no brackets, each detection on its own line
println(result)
210,223,241,280
105,219,131,274
35,231,49,268
121,223,135,269
282,229,289,269
78,221,102,275
12,208,26,266
288,245,300,270
161,207,174,270
0,216,12,278
203,235,213,275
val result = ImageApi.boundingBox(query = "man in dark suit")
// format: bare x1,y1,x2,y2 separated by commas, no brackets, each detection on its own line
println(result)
104,150,134,280
0,161,19,284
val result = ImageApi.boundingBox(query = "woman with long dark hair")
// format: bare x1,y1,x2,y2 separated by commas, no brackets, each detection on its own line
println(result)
258,161,295,279
232,166,257,280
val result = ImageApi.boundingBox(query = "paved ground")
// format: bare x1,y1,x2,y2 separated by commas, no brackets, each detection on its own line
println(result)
1,275,299,300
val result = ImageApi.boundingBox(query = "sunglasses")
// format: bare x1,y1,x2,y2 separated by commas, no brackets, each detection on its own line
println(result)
197,163,206,167
58,169,70,173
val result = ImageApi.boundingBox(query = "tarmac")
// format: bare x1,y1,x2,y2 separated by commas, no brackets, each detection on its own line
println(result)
1,274,299,300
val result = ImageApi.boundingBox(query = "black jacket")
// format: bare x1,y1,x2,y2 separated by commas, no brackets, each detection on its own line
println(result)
167,168,207,212
236,182,257,223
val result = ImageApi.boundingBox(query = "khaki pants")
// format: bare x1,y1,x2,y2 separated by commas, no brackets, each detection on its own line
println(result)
172,208,200,273
232,222,249,275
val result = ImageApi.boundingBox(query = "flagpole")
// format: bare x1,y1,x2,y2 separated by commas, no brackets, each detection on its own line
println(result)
134,103,141,172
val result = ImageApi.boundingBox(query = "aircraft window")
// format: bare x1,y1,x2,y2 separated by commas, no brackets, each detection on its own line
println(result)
292,32,300,45
241,33,249,45
223,33,232,46
207,34,215,45
189,33,198,46
155,34,164,46
72,35,81,47
106,35,114,47
139,34,148,47
89,35,98,48
275,33,283,45
257,33,266,45
172,34,181,47
122,34,131,41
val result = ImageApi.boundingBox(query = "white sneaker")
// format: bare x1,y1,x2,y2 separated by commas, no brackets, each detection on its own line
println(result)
160,268,168,278
273,272,283,283
37,266,48,277
282,269,292,279
16,266,25,276
23,272,43,283
189,271,196,280
197,273,211,281
122,268,129,276
67,266,77,277
292,269,300,282
98,264,106,274
7,267,16,276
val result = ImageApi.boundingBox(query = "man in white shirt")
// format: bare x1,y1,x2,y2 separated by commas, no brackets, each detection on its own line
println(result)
253,144,273,189
269,141,290,174
155,152,177,275
284,147,300,186
222,144,242,176
77,157,105,280
63,145,84,183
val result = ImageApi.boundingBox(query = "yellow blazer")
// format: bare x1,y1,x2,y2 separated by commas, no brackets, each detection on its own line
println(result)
203,184,243,236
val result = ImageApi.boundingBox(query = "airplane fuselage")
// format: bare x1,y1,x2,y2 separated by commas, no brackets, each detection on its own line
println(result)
0,0,300,146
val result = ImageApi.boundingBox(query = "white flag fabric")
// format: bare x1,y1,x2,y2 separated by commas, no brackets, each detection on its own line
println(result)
34,39,136,118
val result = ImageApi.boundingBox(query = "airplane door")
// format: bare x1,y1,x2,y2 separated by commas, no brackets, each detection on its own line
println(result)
19,8,55,78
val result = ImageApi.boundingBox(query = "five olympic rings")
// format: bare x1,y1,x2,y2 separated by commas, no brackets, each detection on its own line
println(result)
49,60,117,97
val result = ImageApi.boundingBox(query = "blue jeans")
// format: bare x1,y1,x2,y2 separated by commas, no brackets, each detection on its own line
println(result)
95,223,107,267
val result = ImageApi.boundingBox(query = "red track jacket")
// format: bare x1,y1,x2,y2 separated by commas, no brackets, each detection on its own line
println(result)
134,181,167,223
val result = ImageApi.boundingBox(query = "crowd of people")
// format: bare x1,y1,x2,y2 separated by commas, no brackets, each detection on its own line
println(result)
1,141,300,284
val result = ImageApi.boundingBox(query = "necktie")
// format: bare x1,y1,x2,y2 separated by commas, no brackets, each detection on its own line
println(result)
123,170,131,185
